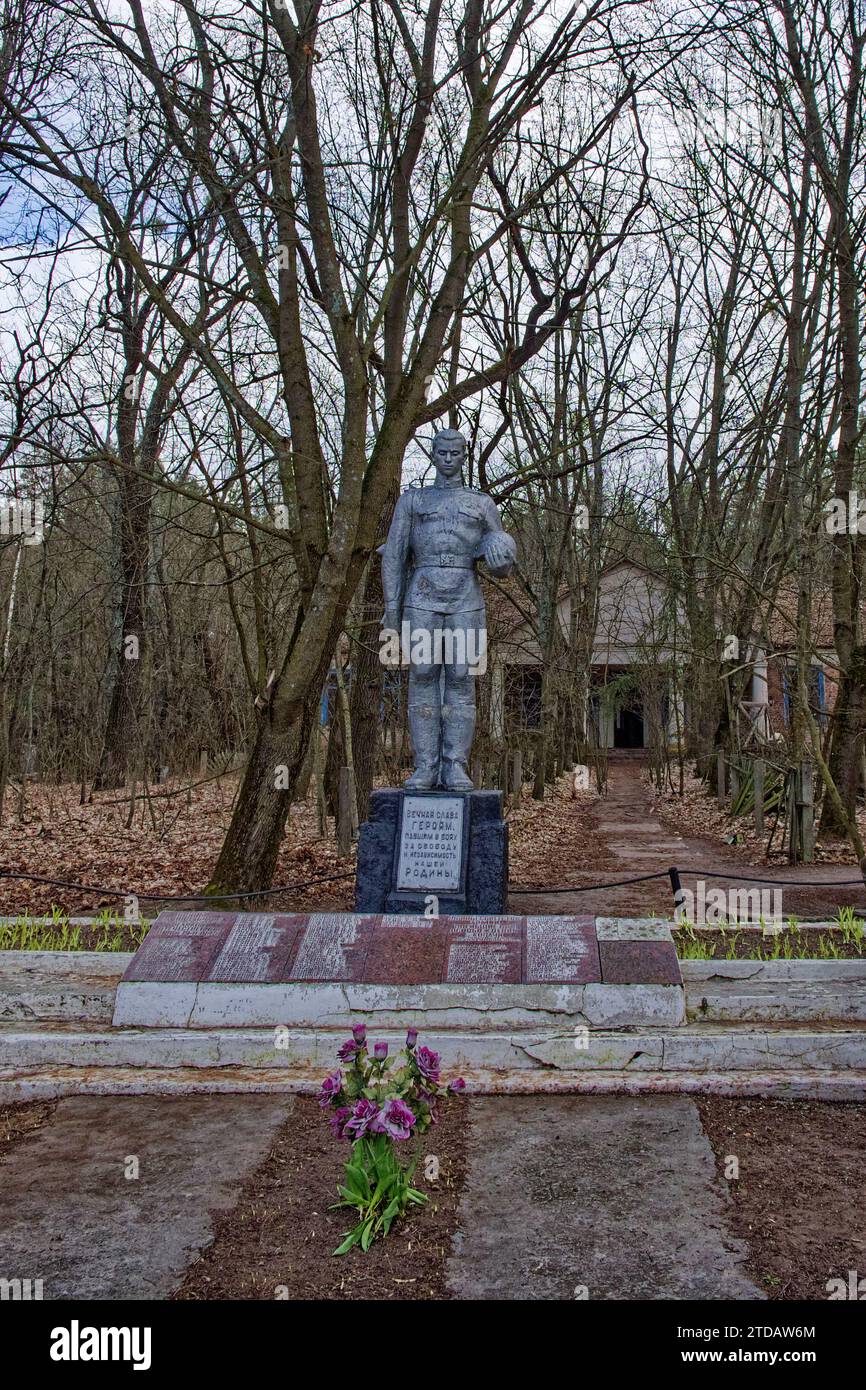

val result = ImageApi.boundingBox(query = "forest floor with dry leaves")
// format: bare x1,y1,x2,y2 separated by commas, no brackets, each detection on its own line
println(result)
653,769,861,866
0,771,606,920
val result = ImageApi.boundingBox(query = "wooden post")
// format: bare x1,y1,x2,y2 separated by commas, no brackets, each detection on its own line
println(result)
337,766,355,856
500,750,510,798
716,748,726,805
799,759,815,864
787,770,799,863
314,731,327,837
753,758,765,836
198,748,208,778
730,762,740,807
511,749,523,801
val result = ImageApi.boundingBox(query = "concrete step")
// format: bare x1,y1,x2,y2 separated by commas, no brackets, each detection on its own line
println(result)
1,1022,865,1087
0,951,131,1023
4,952,866,1027
1,1062,863,1101
682,959,866,1022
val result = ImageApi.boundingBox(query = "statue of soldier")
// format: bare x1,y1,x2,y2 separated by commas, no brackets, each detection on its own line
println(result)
380,428,517,790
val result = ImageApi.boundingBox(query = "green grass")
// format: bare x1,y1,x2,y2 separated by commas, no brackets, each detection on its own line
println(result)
0,906,149,952
674,908,865,960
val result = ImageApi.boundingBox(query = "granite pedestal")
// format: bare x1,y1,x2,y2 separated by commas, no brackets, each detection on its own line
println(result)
354,788,507,915
110,909,685,1028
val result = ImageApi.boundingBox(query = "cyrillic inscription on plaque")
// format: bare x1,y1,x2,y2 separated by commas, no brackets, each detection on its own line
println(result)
396,796,464,891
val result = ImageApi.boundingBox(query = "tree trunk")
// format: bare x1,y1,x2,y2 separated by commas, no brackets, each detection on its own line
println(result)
820,645,866,836
348,564,386,822
206,680,324,895
94,468,153,789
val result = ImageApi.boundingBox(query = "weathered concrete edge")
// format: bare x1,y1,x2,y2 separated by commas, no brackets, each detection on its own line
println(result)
112,979,685,1029
681,959,866,981
0,950,133,976
4,949,863,985
1,1066,864,1102
5,1026,866,1073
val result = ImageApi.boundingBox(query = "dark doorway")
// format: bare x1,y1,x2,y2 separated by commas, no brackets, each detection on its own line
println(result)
614,704,644,749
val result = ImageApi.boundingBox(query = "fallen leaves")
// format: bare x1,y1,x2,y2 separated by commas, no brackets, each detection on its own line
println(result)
0,770,617,916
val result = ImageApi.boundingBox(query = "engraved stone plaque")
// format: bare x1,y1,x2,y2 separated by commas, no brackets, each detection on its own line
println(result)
290,913,366,980
525,916,600,983
208,914,300,982
445,941,520,984
395,795,464,892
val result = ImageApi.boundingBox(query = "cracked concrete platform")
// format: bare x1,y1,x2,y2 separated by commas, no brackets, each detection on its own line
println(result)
0,1094,293,1299
447,1095,763,1300
0,1091,764,1302
4,1024,866,1072
110,911,684,1029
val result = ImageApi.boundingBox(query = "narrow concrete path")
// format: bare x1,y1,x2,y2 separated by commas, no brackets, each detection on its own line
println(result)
0,1095,293,1299
519,760,864,919
448,1095,763,1300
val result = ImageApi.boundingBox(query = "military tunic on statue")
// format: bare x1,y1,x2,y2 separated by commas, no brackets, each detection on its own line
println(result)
381,481,516,790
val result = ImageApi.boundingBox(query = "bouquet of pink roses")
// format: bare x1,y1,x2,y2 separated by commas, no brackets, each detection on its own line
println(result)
319,1024,465,1255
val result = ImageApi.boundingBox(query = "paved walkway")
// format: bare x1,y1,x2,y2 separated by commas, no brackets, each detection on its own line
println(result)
0,1095,292,1298
519,759,864,920
0,1092,762,1300
448,1095,761,1300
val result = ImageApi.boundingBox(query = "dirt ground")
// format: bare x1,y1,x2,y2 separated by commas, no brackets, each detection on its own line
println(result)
0,1098,55,1161
174,1095,468,1301
1,1092,863,1300
522,760,866,920
2,761,863,925
699,1097,866,1300
657,768,863,868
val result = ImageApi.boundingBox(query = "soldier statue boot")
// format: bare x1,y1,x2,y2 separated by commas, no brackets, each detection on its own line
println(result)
440,698,475,790
404,699,441,789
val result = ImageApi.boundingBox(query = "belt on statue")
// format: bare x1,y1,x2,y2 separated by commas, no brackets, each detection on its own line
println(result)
414,557,476,569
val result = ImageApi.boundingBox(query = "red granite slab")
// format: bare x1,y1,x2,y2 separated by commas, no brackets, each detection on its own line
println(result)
284,912,374,982
121,910,681,989
444,916,525,940
445,940,523,983
524,916,600,983
599,939,681,985
443,916,525,984
363,919,449,984
208,913,306,982
122,910,233,981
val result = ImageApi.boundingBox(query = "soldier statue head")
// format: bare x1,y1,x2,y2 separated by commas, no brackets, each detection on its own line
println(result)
431,427,466,483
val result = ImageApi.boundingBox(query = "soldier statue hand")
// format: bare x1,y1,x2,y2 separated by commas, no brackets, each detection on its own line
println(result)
481,531,517,578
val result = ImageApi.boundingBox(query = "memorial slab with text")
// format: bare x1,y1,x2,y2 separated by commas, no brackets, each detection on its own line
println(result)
113,909,685,1029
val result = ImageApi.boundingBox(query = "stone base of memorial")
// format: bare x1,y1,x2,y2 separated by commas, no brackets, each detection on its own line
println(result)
354,788,507,915
111,910,685,1029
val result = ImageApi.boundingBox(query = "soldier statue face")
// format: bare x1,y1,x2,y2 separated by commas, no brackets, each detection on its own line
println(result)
432,429,466,481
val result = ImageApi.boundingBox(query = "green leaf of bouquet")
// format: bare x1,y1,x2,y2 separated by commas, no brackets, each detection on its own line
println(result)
382,1197,401,1234
371,1172,395,1207
333,1223,365,1256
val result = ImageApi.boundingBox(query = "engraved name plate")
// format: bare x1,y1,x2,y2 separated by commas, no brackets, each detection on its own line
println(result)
395,795,464,892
